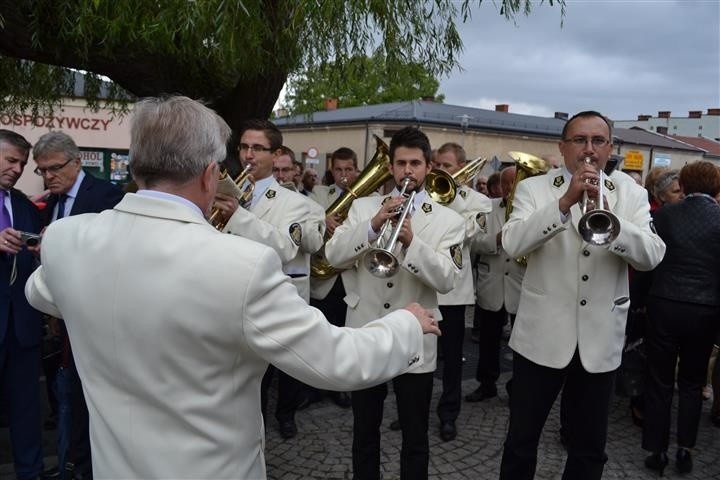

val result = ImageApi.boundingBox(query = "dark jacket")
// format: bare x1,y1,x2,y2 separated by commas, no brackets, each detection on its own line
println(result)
649,195,720,306
41,172,125,226
0,189,42,346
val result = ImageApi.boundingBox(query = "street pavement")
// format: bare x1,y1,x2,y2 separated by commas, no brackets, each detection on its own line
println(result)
3,330,719,479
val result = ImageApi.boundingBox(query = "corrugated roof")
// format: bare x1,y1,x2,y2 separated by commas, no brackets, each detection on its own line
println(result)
615,127,704,152
275,100,566,137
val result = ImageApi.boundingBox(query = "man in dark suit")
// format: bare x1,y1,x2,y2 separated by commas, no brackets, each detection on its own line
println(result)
0,129,44,480
33,131,124,480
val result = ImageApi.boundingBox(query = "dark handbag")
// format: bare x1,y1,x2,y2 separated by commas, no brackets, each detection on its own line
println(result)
618,339,647,398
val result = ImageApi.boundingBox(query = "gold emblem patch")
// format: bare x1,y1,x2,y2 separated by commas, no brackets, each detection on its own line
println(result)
459,190,467,199
289,223,302,246
421,203,432,214
450,244,462,269
604,178,615,191
553,175,564,188
476,213,487,231
265,189,276,199
329,187,336,195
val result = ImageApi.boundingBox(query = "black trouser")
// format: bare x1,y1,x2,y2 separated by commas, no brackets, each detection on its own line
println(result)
474,306,506,393
436,305,467,422
642,296,719,452
260,365,306,423
352,372,434,480
500,350,614,480
310,276,347,328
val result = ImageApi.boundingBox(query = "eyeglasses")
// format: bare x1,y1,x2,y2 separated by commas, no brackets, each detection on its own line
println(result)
239,144,274,154
34,157,74,176
564,136,611,148
273,167,295,174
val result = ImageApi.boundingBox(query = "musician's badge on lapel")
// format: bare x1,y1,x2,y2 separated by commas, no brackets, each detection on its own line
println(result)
649,220,657,234
289,223,302,245
450,244,462,269
476,212,487,231
604,179,615,191
459,189,467,199
553,175,564,188
329,187,336,195
265,189,276,199
421,203,432,214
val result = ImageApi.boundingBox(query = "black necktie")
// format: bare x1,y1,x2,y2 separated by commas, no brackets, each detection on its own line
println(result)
56,194,67,221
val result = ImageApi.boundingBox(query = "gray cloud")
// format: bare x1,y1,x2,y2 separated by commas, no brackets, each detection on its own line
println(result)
441,0,720,121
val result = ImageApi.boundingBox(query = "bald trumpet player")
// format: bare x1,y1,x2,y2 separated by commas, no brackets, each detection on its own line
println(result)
499,111,666,480
325,127,464,480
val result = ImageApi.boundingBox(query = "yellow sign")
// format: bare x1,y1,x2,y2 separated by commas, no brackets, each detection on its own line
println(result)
624,150,644,170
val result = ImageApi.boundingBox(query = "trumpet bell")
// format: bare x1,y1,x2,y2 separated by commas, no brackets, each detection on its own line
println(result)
578,209,620,246
363,248,400,278
425,169,457,205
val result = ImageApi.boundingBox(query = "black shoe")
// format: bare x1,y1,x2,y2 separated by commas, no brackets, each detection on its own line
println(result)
676,448,692,474
389,419,401,431
644,452,668,477
439,420,457,442
278,420,297,439
42,466,61,479
331,391,352,408
464,387,497,403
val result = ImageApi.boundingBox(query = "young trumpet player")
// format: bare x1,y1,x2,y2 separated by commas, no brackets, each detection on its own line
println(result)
325,127,464,480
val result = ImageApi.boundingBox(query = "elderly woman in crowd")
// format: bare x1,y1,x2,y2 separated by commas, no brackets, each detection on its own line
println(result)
652,169,684,206
642,161,720,476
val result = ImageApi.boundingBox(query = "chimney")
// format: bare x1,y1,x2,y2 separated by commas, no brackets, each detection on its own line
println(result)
421,95,435,102
708,108,720,116
657,126,669,135
324,98,338,111
637,114,652,121
658,111,671,119
688,111,702,119
495,104,509,113
554,112,568,120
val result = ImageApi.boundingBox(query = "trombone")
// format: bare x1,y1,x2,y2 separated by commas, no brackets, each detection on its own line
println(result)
208,164,254,230
426,156,488,205
578,157,620,245
363,177,416,278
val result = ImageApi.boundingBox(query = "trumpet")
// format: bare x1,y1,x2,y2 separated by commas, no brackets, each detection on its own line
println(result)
209,164,254,230
426,156,488,205
363,177,416,278
578,157,620,245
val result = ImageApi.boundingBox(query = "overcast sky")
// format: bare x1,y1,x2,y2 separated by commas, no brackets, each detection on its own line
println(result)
441,0,720,121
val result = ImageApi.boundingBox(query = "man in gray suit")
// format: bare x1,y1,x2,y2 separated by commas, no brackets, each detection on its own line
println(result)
25,96,441,480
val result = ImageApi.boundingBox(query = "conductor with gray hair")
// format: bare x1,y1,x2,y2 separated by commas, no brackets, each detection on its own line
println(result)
25,96,441,479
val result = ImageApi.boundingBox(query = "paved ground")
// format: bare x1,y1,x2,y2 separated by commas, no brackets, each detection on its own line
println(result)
3,328,719,479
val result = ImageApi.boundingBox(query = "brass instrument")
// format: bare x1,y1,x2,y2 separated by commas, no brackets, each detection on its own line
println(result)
209,164,254,230
363,178,416,278
578,156,620,245
426,156,488,205
505,152,551,266
310,136,393,279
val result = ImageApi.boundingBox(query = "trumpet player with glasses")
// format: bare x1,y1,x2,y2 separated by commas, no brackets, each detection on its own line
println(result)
430,142,491,442
325,127,464,480
212,119,314,440
499,111,666,480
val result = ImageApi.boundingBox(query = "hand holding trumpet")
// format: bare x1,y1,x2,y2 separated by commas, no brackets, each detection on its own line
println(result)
559,158,607,215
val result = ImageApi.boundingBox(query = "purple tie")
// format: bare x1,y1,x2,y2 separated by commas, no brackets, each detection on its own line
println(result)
0,190,11,231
